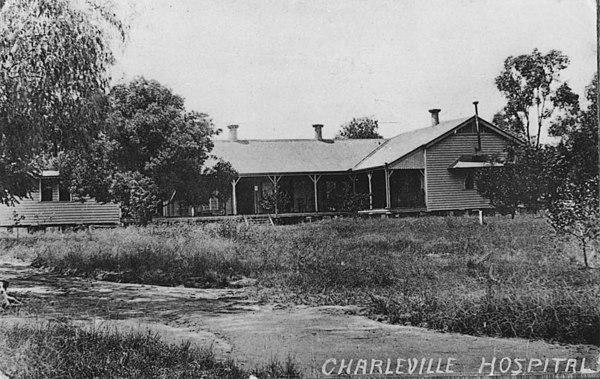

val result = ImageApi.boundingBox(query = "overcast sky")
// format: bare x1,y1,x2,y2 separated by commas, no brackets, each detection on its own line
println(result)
112,0,597,140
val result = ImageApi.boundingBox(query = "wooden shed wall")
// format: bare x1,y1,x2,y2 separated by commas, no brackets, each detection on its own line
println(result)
0,197,121,227
425,131,508,212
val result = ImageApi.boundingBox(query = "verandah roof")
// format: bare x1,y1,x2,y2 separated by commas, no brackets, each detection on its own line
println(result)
210,138,385,175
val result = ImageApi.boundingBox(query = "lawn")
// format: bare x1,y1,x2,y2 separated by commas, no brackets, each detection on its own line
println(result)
3,214,599,346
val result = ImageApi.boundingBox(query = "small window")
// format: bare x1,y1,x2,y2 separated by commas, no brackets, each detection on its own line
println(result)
465,171,475,190
41,181,54,202
209,197,219,210
59,182,71,201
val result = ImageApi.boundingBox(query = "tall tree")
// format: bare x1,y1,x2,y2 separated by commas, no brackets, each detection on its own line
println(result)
545,74,599,267
494,49,578,147
549,73,598,185
62,77,237,223
336,117,382,139
0,0,125,205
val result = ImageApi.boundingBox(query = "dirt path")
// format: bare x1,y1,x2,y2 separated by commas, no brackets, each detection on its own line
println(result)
1,258,599,377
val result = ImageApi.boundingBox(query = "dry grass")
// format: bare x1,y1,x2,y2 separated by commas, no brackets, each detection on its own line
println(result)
0,320,302,379
2,214,599,345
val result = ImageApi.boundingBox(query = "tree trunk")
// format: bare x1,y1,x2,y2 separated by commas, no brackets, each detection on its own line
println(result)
581,239,589,268
524,114,531,146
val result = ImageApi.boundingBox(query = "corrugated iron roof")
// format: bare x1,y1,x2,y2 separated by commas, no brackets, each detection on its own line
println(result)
352,117,471,170
211,138,385,175
210,117,484,175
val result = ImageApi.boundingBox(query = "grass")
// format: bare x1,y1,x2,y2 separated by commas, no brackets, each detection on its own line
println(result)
2,214,600,346
0,321,302,379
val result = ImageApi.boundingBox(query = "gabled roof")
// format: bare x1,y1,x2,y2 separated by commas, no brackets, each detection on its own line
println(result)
210,116,523,176
211,138,385,175
353,117,471,171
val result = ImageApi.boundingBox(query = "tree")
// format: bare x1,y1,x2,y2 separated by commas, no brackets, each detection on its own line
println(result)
546,74,599,267
0,0,125,205
260,185,291,216
61,77,237,223
336,117,382,139
547,179,599,268
549,74,598,186
475,145,557,218
325,181,369,214
494,49,579,147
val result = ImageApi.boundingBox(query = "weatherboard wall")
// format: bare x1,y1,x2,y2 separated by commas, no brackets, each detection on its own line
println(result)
425,131,508,212
390,148,424,169
0,196,121,227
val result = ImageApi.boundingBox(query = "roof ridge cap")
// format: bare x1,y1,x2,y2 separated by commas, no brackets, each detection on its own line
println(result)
387,116,472,139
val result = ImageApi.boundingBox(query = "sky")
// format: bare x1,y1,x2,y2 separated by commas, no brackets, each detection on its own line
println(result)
112,0,597,140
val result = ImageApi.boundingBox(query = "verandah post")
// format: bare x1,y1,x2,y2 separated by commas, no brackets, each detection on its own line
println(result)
367,172,373,209
309,175,321,212
384,164,394,210
231,178,240,215
347,173,357,194
267,175,282,215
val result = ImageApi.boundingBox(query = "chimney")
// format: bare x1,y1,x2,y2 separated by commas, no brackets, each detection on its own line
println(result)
428,109,441,126
227,124,239,142
313,124,323,141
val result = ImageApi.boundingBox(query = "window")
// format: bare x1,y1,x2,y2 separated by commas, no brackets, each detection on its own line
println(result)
209,197,219,210
41,181,54,202
59,182,71,201
464,171,475,190
40,179,71,202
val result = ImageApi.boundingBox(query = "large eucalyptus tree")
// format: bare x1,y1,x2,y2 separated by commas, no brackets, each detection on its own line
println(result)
0,0,125,204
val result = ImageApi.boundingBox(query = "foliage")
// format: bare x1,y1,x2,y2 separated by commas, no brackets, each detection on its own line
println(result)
494,49,578,146
325,181,369,213
475,145,556,217
544,74,599,268
550,73,598,186
0,0,125,205
0,321,302,378
60,77,237,223
109,171,159,223
203,159,238,205
335,117,382,139
260,185,291,215
547,178,600,268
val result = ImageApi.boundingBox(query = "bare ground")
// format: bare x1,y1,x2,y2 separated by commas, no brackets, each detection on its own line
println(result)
1,257,599,377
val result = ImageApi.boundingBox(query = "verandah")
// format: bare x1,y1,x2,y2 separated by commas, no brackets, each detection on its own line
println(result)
229,169,425,216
